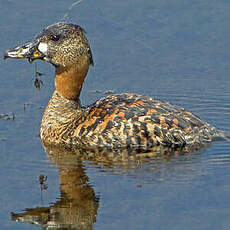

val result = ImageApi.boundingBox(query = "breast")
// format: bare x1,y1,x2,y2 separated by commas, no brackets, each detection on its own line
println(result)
72,93,217,149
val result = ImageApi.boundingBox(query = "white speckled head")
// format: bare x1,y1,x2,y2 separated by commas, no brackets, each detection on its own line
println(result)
4,22,94,67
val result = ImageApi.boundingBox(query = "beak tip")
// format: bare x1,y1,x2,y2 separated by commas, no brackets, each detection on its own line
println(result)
3,51,9,60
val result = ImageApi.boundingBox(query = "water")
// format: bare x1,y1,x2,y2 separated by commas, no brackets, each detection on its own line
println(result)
1,0,230,229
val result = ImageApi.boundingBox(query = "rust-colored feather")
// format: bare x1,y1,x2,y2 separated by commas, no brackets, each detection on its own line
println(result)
41,92,218,149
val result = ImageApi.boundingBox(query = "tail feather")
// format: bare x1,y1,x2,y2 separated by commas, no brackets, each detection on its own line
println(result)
213,130,230,141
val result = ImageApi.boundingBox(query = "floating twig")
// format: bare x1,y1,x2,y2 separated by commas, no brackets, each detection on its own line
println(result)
0,112,15,120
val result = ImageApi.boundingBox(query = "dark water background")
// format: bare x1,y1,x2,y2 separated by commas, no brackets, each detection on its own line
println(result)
1,0,230,229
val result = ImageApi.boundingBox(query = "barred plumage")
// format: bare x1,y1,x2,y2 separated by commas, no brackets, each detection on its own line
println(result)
40,91,219,149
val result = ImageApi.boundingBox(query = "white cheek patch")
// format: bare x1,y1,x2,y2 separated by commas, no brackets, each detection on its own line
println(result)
38,42,48,55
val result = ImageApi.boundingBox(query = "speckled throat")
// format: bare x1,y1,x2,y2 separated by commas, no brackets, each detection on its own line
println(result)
40,91,83,144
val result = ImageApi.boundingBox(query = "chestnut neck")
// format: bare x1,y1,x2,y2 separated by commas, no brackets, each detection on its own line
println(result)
55,60,89,101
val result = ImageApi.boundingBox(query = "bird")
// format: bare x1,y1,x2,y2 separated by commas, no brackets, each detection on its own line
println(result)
3,22,226,150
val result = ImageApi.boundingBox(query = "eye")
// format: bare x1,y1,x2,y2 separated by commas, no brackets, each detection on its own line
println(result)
50,34,60,41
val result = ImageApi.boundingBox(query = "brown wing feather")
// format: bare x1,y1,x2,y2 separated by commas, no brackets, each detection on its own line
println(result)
73,93,217,149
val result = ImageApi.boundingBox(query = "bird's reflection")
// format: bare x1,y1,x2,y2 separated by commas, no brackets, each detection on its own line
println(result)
12,143,100,230
11,143,208,229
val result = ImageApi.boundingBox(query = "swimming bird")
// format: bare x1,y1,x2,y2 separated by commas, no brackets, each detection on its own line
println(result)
3,22,224,150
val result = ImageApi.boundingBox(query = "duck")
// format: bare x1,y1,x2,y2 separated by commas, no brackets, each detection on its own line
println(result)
3,22,225,150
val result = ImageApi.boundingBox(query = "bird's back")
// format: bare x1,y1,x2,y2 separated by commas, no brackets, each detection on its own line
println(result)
73,93,218,149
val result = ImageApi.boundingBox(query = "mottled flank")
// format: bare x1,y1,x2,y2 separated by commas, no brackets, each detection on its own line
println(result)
5,22,223,151
41,91,219,149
